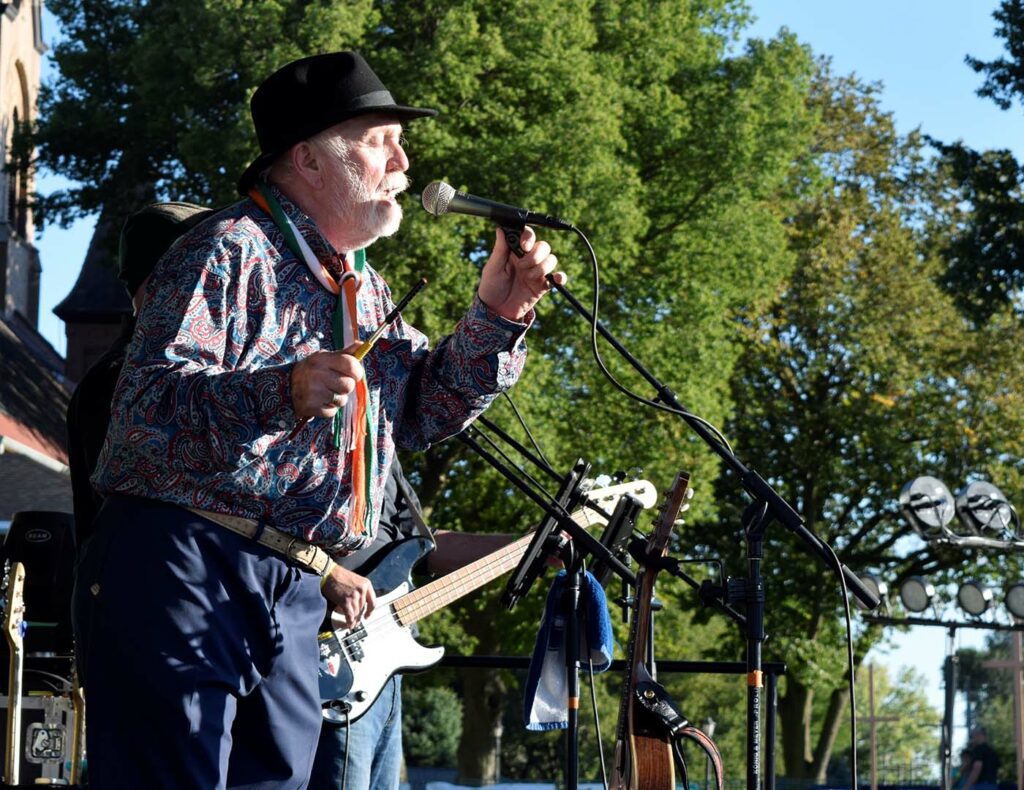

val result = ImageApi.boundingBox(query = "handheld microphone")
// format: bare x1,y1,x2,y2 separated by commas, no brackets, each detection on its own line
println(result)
421,181,574,231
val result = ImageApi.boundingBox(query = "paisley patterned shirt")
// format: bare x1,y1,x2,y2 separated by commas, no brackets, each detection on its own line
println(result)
91,188,530,554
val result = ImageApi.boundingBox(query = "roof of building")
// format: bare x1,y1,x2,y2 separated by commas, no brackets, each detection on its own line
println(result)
52,214,131,323
0,440,71,521
0,316,70,463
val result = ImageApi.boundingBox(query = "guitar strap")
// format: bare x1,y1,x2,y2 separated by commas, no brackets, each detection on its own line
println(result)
634,680,724,790
394,471,434,547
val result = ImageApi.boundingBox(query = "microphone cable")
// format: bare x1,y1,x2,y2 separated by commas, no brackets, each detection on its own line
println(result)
555,225,735,456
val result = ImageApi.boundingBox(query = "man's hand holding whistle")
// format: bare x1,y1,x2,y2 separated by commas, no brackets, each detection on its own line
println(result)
290,342,366,420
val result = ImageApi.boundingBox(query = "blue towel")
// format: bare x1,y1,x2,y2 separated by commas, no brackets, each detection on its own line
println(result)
522,570,614,731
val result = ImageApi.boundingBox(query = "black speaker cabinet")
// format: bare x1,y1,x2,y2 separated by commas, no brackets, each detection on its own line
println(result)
2,511,75,655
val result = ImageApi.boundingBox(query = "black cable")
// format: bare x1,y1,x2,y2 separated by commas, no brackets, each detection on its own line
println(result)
823,538,858,790
557,226,736,454
499,391,553,472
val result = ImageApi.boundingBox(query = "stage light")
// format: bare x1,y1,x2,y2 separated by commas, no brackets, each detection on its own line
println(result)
1006,584,1024,620
856,574,888,611
957,581,994,617
899,577,936,613
956,481,1020,540
900,477,956,540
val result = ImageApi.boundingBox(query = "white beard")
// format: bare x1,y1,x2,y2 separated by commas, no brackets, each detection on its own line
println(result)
323,153,409,251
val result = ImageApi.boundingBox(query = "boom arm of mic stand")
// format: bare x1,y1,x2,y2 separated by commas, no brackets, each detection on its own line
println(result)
545,275,881,612
457,431,636,589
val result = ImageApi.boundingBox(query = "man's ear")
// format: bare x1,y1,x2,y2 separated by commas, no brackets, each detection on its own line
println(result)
290,141,324,189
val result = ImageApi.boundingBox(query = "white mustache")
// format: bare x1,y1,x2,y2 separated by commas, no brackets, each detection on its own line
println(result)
380,173,410,196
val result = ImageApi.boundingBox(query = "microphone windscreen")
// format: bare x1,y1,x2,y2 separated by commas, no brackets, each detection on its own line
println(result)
421,181,456,216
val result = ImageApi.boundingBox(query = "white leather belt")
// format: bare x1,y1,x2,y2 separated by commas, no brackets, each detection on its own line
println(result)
188,508,333,577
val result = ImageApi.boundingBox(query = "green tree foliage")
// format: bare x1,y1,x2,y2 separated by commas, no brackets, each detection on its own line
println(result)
695,61,1024,781
967,0,1024,112
402,682,464,767
825,664,940,785
33,0,378,227
927,141,1024,325
913,1,1024,323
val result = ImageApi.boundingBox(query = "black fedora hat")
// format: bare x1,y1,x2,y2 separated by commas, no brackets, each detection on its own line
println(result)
237,51,436,194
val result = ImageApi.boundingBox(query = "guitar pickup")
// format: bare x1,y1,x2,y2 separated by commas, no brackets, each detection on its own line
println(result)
343,623,368,662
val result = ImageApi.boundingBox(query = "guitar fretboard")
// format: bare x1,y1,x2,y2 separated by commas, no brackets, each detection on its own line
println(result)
392,508,604,627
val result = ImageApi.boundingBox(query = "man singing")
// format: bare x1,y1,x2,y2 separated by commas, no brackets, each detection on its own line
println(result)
75,51,561,788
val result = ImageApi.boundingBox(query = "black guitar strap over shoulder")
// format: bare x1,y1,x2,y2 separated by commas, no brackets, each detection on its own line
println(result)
634,680,724,790
394,470,434,546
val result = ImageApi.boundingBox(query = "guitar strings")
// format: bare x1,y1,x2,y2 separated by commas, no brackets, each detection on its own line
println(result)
334,539,528,650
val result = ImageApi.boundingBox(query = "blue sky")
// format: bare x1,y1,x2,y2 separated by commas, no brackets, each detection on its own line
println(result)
29,0,1021,755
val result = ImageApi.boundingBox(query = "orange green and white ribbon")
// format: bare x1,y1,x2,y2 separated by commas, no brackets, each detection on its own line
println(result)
250,183,373,536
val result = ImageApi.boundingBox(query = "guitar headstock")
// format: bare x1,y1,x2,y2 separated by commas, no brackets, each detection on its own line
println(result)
646,472,693,557
3,561,26,652
582,478,658,510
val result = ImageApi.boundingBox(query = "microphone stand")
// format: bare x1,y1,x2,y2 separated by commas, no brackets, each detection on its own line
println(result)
536,272,881,790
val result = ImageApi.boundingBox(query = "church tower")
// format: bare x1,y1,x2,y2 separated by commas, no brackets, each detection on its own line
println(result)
0,0,45,328
0,1,73,522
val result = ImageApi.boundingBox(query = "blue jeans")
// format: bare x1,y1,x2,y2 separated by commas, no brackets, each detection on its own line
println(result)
72,496,325,789
308,675,403,790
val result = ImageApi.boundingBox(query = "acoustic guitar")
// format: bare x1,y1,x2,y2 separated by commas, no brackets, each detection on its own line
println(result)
610,472,692,790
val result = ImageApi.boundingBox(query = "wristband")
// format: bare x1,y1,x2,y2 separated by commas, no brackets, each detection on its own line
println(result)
320,559,336,591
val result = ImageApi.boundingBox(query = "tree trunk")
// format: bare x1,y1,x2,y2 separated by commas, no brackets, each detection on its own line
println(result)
456,669,505,784
812,686,850,783
779,680,815,779
778,668,859,781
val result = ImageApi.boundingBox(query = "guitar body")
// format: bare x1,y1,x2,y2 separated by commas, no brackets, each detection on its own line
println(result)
624,666,674,790
318,537,444,723
610,657,676,790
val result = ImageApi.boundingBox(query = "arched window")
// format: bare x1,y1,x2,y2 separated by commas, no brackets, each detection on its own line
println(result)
6,109,18,230
7,84,32,239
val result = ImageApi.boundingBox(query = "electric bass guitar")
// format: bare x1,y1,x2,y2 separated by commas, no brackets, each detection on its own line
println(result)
3,561,26,787
610,472,692,790
318,479,657,723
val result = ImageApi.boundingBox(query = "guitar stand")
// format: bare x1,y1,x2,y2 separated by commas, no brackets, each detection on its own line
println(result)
632,679,724,790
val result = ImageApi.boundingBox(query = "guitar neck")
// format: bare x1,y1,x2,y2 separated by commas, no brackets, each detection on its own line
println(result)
393,508,604,626
392,531,531,625
4,562,25,787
